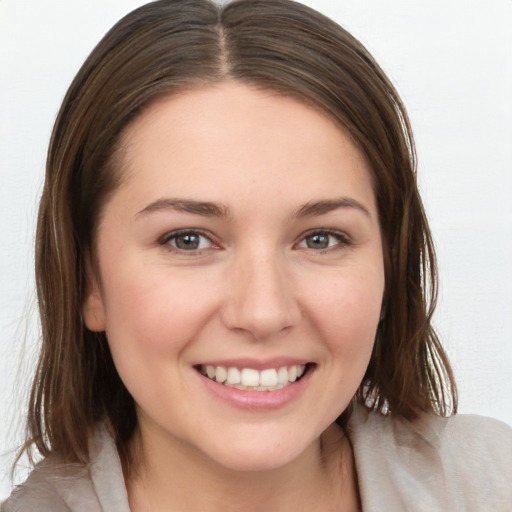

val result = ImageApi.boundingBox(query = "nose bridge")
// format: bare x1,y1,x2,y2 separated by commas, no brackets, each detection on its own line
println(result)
222,243,300,339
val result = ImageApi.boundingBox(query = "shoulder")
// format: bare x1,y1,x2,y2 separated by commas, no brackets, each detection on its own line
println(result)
439,413,512,472
1,424,129,512
348,404,512,512
1,460,97,512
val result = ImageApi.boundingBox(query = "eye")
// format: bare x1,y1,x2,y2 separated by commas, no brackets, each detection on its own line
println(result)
297,230,350,251
161,230,214,252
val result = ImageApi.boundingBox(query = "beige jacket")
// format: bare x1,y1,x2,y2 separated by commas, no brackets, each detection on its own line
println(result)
2,405,511,511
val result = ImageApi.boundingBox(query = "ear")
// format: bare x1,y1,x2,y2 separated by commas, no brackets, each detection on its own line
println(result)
82,260,106,332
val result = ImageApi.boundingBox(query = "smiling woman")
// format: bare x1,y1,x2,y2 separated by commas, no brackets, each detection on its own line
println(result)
2,0,511,511
82,84,385,483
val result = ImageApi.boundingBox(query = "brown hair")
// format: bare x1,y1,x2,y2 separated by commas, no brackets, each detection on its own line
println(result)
27,0,456,466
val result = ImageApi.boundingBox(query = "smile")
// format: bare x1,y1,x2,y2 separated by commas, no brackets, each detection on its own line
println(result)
198,364,308,391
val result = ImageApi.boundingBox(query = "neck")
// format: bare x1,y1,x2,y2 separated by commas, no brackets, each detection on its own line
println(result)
125,422,360,512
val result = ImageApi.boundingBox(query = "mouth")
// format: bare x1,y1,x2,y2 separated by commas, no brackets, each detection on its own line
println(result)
195,363,313,392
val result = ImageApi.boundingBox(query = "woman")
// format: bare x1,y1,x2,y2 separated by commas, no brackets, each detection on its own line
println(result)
2,0,511,510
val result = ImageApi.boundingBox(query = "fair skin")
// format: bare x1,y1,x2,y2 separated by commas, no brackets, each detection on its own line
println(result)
83,81,385,511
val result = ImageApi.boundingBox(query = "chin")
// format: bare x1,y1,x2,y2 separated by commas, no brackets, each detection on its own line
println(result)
201,432,314,473
212,451,300,473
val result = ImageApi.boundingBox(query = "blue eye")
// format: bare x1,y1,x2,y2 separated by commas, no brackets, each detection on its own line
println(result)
298,231,349,250
163,231,213,251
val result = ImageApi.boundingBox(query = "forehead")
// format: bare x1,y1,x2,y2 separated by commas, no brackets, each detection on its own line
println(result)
115,81,376,215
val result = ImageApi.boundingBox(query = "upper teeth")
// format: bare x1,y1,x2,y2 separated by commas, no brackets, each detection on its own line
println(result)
200,364,306,391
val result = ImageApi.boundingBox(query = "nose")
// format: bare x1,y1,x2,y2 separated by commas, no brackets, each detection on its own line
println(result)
221,249,301,340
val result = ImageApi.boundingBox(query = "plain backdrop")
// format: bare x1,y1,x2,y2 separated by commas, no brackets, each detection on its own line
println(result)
1,0,511,500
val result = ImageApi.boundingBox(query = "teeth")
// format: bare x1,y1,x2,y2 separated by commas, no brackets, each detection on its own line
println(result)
200,364,307,391
277,366,288,385
215,366,227,383
206,365,216,379
241,368,260,387
227,367,241,385
260,368,278,387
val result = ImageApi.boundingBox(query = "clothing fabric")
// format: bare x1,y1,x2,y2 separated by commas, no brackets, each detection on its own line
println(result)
2,405,512,511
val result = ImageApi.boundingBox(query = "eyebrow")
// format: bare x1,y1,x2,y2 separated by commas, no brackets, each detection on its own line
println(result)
136,198,229,218
294,197,371,219
135,196,371,220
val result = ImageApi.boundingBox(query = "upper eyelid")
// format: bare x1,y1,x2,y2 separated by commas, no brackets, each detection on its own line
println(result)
157,227,352,249
294,229,353,250
297,228,351,241
159,228,219,248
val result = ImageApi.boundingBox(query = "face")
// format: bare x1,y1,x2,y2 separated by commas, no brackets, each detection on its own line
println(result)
84,81,385,472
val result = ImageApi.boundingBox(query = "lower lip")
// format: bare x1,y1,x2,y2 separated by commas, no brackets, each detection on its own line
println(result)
197,367,313,411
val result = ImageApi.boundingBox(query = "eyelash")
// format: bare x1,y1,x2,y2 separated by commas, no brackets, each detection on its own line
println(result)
159,229,352,254
159,229,217,253
295,229,352,252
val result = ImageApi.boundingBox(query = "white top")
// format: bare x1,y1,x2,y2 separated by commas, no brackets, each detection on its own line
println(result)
2,405,512,511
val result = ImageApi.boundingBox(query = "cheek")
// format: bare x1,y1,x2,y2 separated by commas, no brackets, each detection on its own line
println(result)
307,267,384,360
98,268,218,412
100,265,215,360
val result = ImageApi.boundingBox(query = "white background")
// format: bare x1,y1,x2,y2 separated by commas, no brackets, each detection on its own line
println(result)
1,0,511,500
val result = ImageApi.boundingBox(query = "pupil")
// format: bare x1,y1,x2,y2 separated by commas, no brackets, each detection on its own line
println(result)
176,233,199,250
307,234,328,249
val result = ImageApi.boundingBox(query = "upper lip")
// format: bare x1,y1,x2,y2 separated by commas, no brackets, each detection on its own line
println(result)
194,357,311,371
